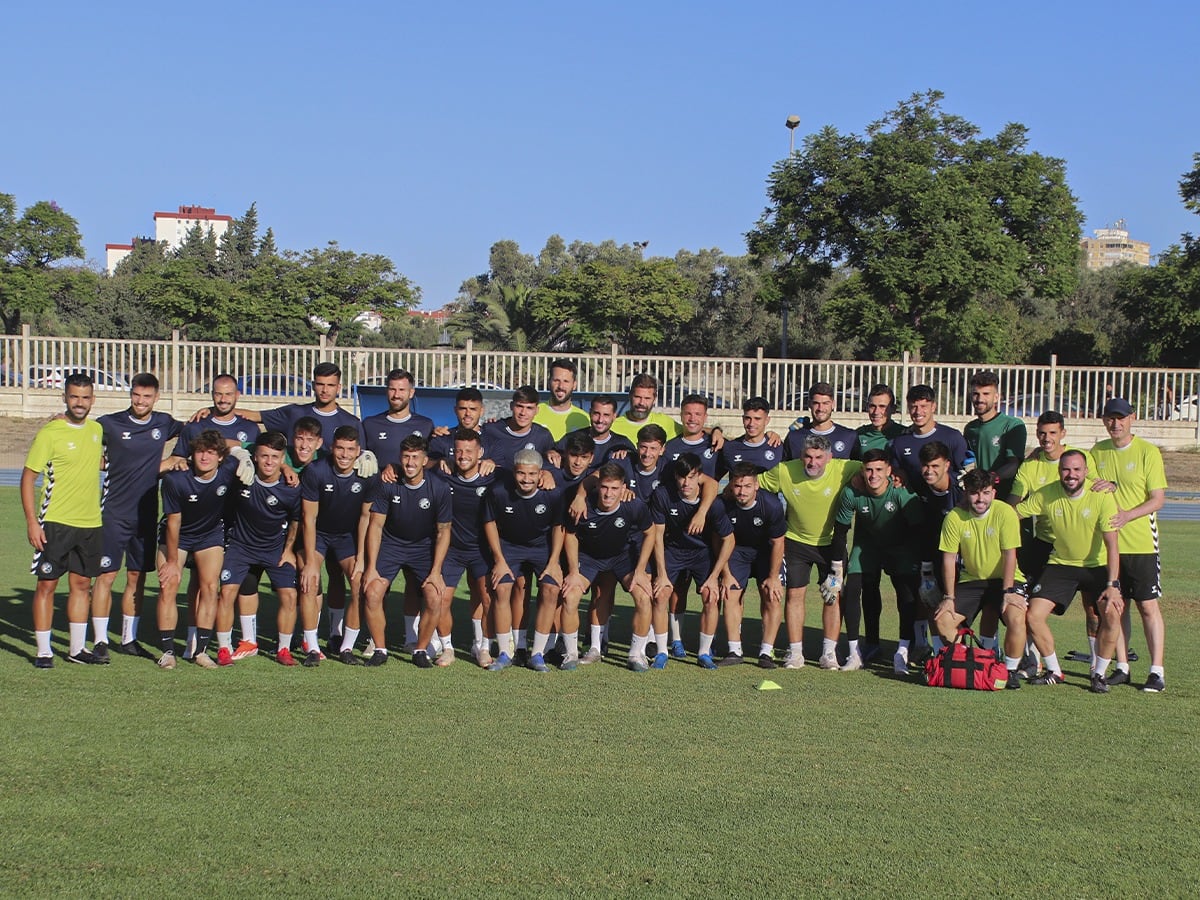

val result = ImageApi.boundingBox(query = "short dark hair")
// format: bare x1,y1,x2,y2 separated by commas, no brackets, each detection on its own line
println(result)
636,424,668,446
564,431,595,457
596,462,626,484
629,373,658,393
131,372,159,391
1060,448,1087,467
549,359,577,378
681,393,709,410
962,469,997,493
452,427,481,445
512,385,539,405
191,429,228,457
455,387,483,405
742,396,770,414
312,362,341,380
212,373,237,390
332,425,360,445
1036,410,1065,428
809,382,835,403
293,416,322,439
729,462,760,482
590,394,617,412
386,368,415,388
255,430,288,452
907,384,937,404
861,448,890,465
969,371,1000,390
918,440,951,463
400,434,429,454
669,452,702,480
867,384,896,407
65,371,94,389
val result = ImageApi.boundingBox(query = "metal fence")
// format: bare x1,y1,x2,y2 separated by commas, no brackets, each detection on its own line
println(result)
1,325,1198,427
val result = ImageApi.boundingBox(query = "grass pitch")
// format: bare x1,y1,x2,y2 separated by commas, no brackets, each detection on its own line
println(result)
1,487,1198,897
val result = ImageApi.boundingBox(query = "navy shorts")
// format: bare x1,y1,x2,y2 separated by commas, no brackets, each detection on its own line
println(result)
665,547,712,589
375,536,435,585
222,544,296,591
443,544,490,586
577,548,640,586
495,541,551,584
100,516,157,573
727,548,776,591
314,531,358,564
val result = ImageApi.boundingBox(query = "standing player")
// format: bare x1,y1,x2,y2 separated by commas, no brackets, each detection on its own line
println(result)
561,463,657,670
716,464,786,668
664,394,720,478
428,387,492,469
962,371,1027,501
173,374,256,459
299,426,376,667
1090,398,1168,692
1015,450,1122,691
907,441,964,669
758,434,862,670
784,382,858,461
609,373,682,445
481,386,555,471
361,435,452,667
92,373,182,660
890,385,968,488
155,431,245,669
649,454,735,668
717,397,782,477
553,394,635,470
22,373,105,667
362,368,434,463
533,359,590,441
936,469,1029,689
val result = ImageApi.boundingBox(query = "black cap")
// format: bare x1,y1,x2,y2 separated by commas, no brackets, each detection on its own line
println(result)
1102,398,1133,418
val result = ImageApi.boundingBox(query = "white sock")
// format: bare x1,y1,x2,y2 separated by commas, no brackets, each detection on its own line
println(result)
278,632,292,651
1094,656,1111,675
788,641,803,657
429,633,443,655
1150,665,1165,677
35,630,52,657
496,631,512,657
122,615,139,644
728,640,743,657
1115,660,1130,673
240,615,257,644
532,631,550,655
759,642,773,658
438,630,453,651
1043,652,1061,674
564,632,578,657
69,622,87,655
653,630,668,652
698,632,714,656
329,607,345,639
303,629,319,653
669,613,682,642
1088,635,1097,658
92,616,109,646
1004,655,1021,670
341,627,360,653
590,624,603,648
471,619,484,646
629,632,649,658
404,616,419,646
848,639,859,658
217,631,233,650
821,637,836,656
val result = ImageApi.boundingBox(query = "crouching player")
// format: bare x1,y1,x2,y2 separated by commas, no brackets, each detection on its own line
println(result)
155,430,243,668
935,469,1028,689
561,463,656,670
299,426,376,666
649,453,734,669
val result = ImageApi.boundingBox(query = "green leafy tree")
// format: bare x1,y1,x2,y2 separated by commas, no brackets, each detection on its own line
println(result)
0,194,86,332
748,91,1083,361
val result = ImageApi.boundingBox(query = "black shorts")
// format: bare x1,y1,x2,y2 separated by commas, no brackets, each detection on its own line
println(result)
784,540,836,589
32,523,103,580
1119,553,1162,603
1030,564,1108,615
1018,538,1053,586
954,579,1003,624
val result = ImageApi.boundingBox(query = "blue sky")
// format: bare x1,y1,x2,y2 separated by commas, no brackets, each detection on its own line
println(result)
6,1,1198,308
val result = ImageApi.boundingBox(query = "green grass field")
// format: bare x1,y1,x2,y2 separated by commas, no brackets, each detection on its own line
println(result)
2,486,1198,897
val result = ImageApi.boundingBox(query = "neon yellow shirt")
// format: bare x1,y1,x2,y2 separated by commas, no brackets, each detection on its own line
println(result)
1089,436,1167,555
940,502,1025,583
534,403,590,442
610,410,682,444
1011,446,1093,543
759,458,862,546
1015,480,1118,567
24,419,104,528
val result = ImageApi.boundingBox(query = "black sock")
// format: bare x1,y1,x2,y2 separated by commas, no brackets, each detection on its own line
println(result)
196,629,213,655
160,631,175,653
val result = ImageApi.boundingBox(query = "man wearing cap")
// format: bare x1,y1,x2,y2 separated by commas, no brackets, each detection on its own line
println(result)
1090,398,1168,692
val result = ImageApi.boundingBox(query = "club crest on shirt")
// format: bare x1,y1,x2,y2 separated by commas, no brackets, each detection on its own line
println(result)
266,495,278,506
614,517,626,528
535,504,547,515
991,436,1000,447
351,482,363,493
885,501,896,512
834,441,846,453
419,498,431,509
753,517,763,526
152,428,162,440
765,450,776,461
217,485,228,496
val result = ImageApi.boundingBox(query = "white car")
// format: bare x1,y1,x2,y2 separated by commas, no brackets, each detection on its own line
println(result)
27,366,131,392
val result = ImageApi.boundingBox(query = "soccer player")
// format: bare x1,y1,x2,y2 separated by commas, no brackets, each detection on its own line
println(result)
621,424,670,501
173,373,257,458
484,449,568,671
533,358,590,441
890,384,969,488
649,454,734,668
210,431,303,666
299,425,376,666
553,394,635,470
609,373,683,444
1090,397,1168,692
830,450,924,672
428,387,492,469
92,373,182,660
361,435,452,667
716,464,786,668
758,434,862,670
1015,450,1122,691
908,440,964,670
155,430,245,669
561,462,656,670
362,368,434,463
551,431,597,489
717,396,782,477
664,394,720,478
432,428,498,667
22,372,105,667
937,468,1029,689
481,385,555,471
784,382,858,461
220,362,367,450
962,370,1027,500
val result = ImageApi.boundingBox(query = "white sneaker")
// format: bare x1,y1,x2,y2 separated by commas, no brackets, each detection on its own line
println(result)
893,648,909,675
840,649,863,672
818,651,839,670
473,644,493,667
783,649,805,670
435,646,455,668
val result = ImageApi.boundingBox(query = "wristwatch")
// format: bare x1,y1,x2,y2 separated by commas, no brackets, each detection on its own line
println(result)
1108,580,1121,589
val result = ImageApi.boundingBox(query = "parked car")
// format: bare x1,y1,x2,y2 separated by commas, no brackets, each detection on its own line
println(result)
26,366,131,392
999,395,1085,418
1169,395,1198,422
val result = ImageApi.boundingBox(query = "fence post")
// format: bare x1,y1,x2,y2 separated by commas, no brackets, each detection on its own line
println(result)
1048,353,1058,410
464,338,474,385
319,333,328,363
755,346,764,398
610,343,619,392
900,351,911,408
20,323,31,416
169,329,181,414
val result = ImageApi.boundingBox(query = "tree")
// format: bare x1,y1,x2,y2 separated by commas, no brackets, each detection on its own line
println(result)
0,194,85,332
747,91,1083,361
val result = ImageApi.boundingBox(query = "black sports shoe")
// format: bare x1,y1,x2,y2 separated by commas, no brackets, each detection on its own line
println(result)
302,649,321,668
1005,670,1021,690
339,649,361,666
1142,673,1165,693
1127,647,1139,662
717,652,744,667
1030,670,1065,685
1089,672,1109,694
364,650,388,667
412,650,433,668
91,642,111,664
1107,669,1130,686
758,653,777,670
512,648,529,667
326,636,344,658
118,640,155,659
68,649,102,665
34,656,54,669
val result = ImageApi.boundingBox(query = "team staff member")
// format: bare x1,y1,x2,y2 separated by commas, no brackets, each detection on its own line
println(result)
534,359,590,441
22,372,105,667
758,434,862,671
962,371,1027,499
937,469,1028,689
610,373,683,444
1090,398,1168,692
92,373,182,660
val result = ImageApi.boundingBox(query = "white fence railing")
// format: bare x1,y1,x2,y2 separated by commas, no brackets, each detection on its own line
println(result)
2,326,1198,433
